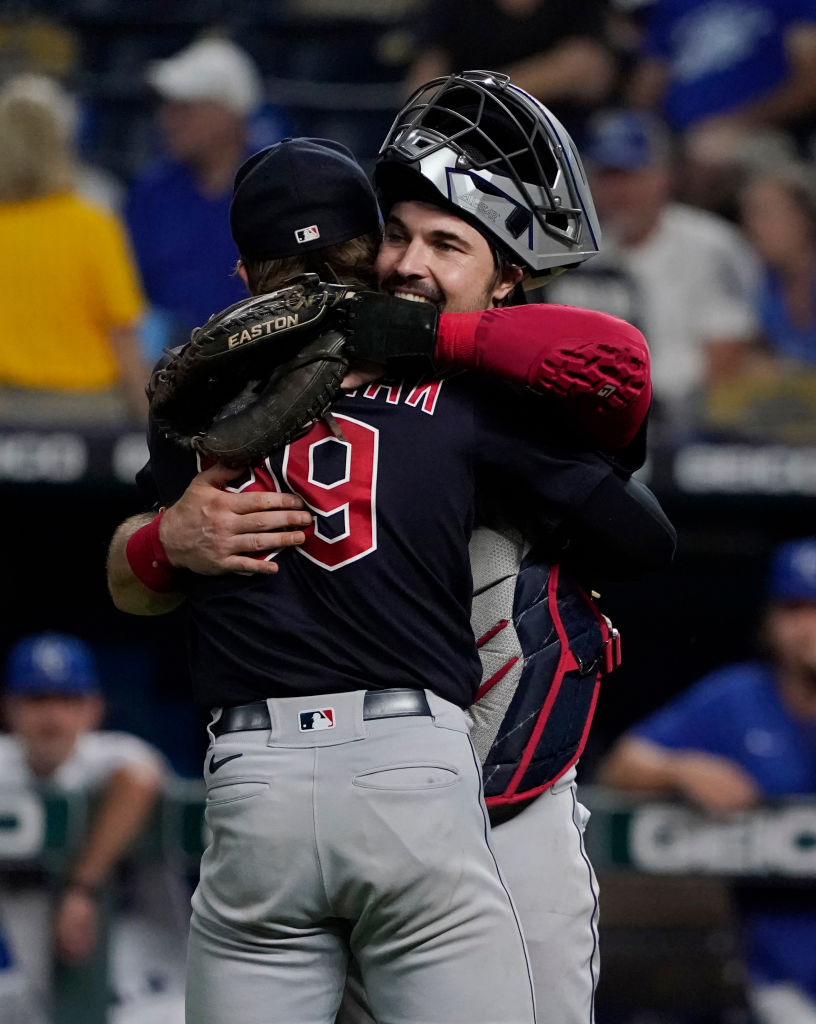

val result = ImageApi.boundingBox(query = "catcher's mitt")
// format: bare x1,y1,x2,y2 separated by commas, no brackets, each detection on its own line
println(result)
147,276,353,467
339,291,438,379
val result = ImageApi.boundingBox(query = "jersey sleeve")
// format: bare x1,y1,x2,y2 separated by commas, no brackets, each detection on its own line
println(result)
437,304,652,450
135,457,160,509
145,415,202,508
473,382,675,578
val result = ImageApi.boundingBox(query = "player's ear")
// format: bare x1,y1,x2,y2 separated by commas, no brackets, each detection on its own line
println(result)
236,261,250,290
491,263,524,306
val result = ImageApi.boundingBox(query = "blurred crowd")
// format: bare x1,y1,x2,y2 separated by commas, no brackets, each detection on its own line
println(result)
1,2,816,1023
0,0,815,444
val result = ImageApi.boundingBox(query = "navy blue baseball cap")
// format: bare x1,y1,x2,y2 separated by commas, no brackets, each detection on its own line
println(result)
230,137,381,260
5,633,100,697
768,538,816,603
583,109,671,171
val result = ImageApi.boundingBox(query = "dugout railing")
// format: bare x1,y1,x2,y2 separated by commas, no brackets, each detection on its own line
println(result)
1,784,814,1023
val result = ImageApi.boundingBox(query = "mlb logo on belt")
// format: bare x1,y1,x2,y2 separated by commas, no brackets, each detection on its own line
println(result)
294,224,320,244
299,708,335,731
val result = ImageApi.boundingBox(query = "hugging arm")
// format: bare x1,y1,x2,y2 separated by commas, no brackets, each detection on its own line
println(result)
107,461,313,615
477,384,675,580
438,304,651,450
343,293,651,451
565,472,676,578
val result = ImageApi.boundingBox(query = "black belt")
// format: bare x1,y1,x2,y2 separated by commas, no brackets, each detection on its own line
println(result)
212,688,431,737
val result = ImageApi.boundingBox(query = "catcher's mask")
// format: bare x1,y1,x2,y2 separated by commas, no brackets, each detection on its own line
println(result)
374,70,601,290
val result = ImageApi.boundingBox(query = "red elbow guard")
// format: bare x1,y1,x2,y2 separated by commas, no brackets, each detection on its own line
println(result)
528,336,652,446
438,305,651,448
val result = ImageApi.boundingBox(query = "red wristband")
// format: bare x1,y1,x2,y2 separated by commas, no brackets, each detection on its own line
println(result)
125,511,179,593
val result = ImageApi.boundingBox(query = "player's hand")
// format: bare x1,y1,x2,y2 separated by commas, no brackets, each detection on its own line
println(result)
159,463,313,576
54,887,98,964
668,751,762,813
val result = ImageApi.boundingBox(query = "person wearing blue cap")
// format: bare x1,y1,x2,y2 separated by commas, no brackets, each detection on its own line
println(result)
4,632,102,774
0,632,185,1021
600,538,816,1023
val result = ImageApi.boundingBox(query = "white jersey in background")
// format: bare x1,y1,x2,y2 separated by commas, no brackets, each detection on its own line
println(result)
0,730,188,1024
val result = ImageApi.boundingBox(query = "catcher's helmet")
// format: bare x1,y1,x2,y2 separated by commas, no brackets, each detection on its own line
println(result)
375,71,601,286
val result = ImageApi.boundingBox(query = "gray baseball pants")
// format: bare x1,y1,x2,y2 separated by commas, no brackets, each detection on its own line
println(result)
337,767,600,1024
185,689,536,1024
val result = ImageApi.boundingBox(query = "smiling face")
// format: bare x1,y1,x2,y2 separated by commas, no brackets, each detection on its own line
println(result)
374,201,522,313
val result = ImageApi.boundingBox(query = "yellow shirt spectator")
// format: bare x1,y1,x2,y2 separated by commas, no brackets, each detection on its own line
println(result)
0,191,144,391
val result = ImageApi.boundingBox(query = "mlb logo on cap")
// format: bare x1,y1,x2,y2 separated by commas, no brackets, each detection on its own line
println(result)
299,708,335,731
294,224,320,244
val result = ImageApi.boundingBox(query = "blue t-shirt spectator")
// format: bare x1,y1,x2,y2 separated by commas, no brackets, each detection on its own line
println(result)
633,662,816,796
125,156,247,350
125,37,290,360
633,661,816,998
642,0,816,129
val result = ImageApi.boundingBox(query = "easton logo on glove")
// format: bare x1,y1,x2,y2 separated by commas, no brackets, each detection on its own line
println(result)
228,314,300,348
225,283,350,349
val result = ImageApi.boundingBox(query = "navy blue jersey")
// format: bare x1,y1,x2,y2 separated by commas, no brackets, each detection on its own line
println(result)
141,374,653,710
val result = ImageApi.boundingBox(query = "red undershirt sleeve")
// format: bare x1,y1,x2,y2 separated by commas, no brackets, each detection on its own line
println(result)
436,304,652,448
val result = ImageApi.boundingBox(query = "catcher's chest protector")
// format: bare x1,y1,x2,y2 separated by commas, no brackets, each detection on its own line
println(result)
467,527,621,808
